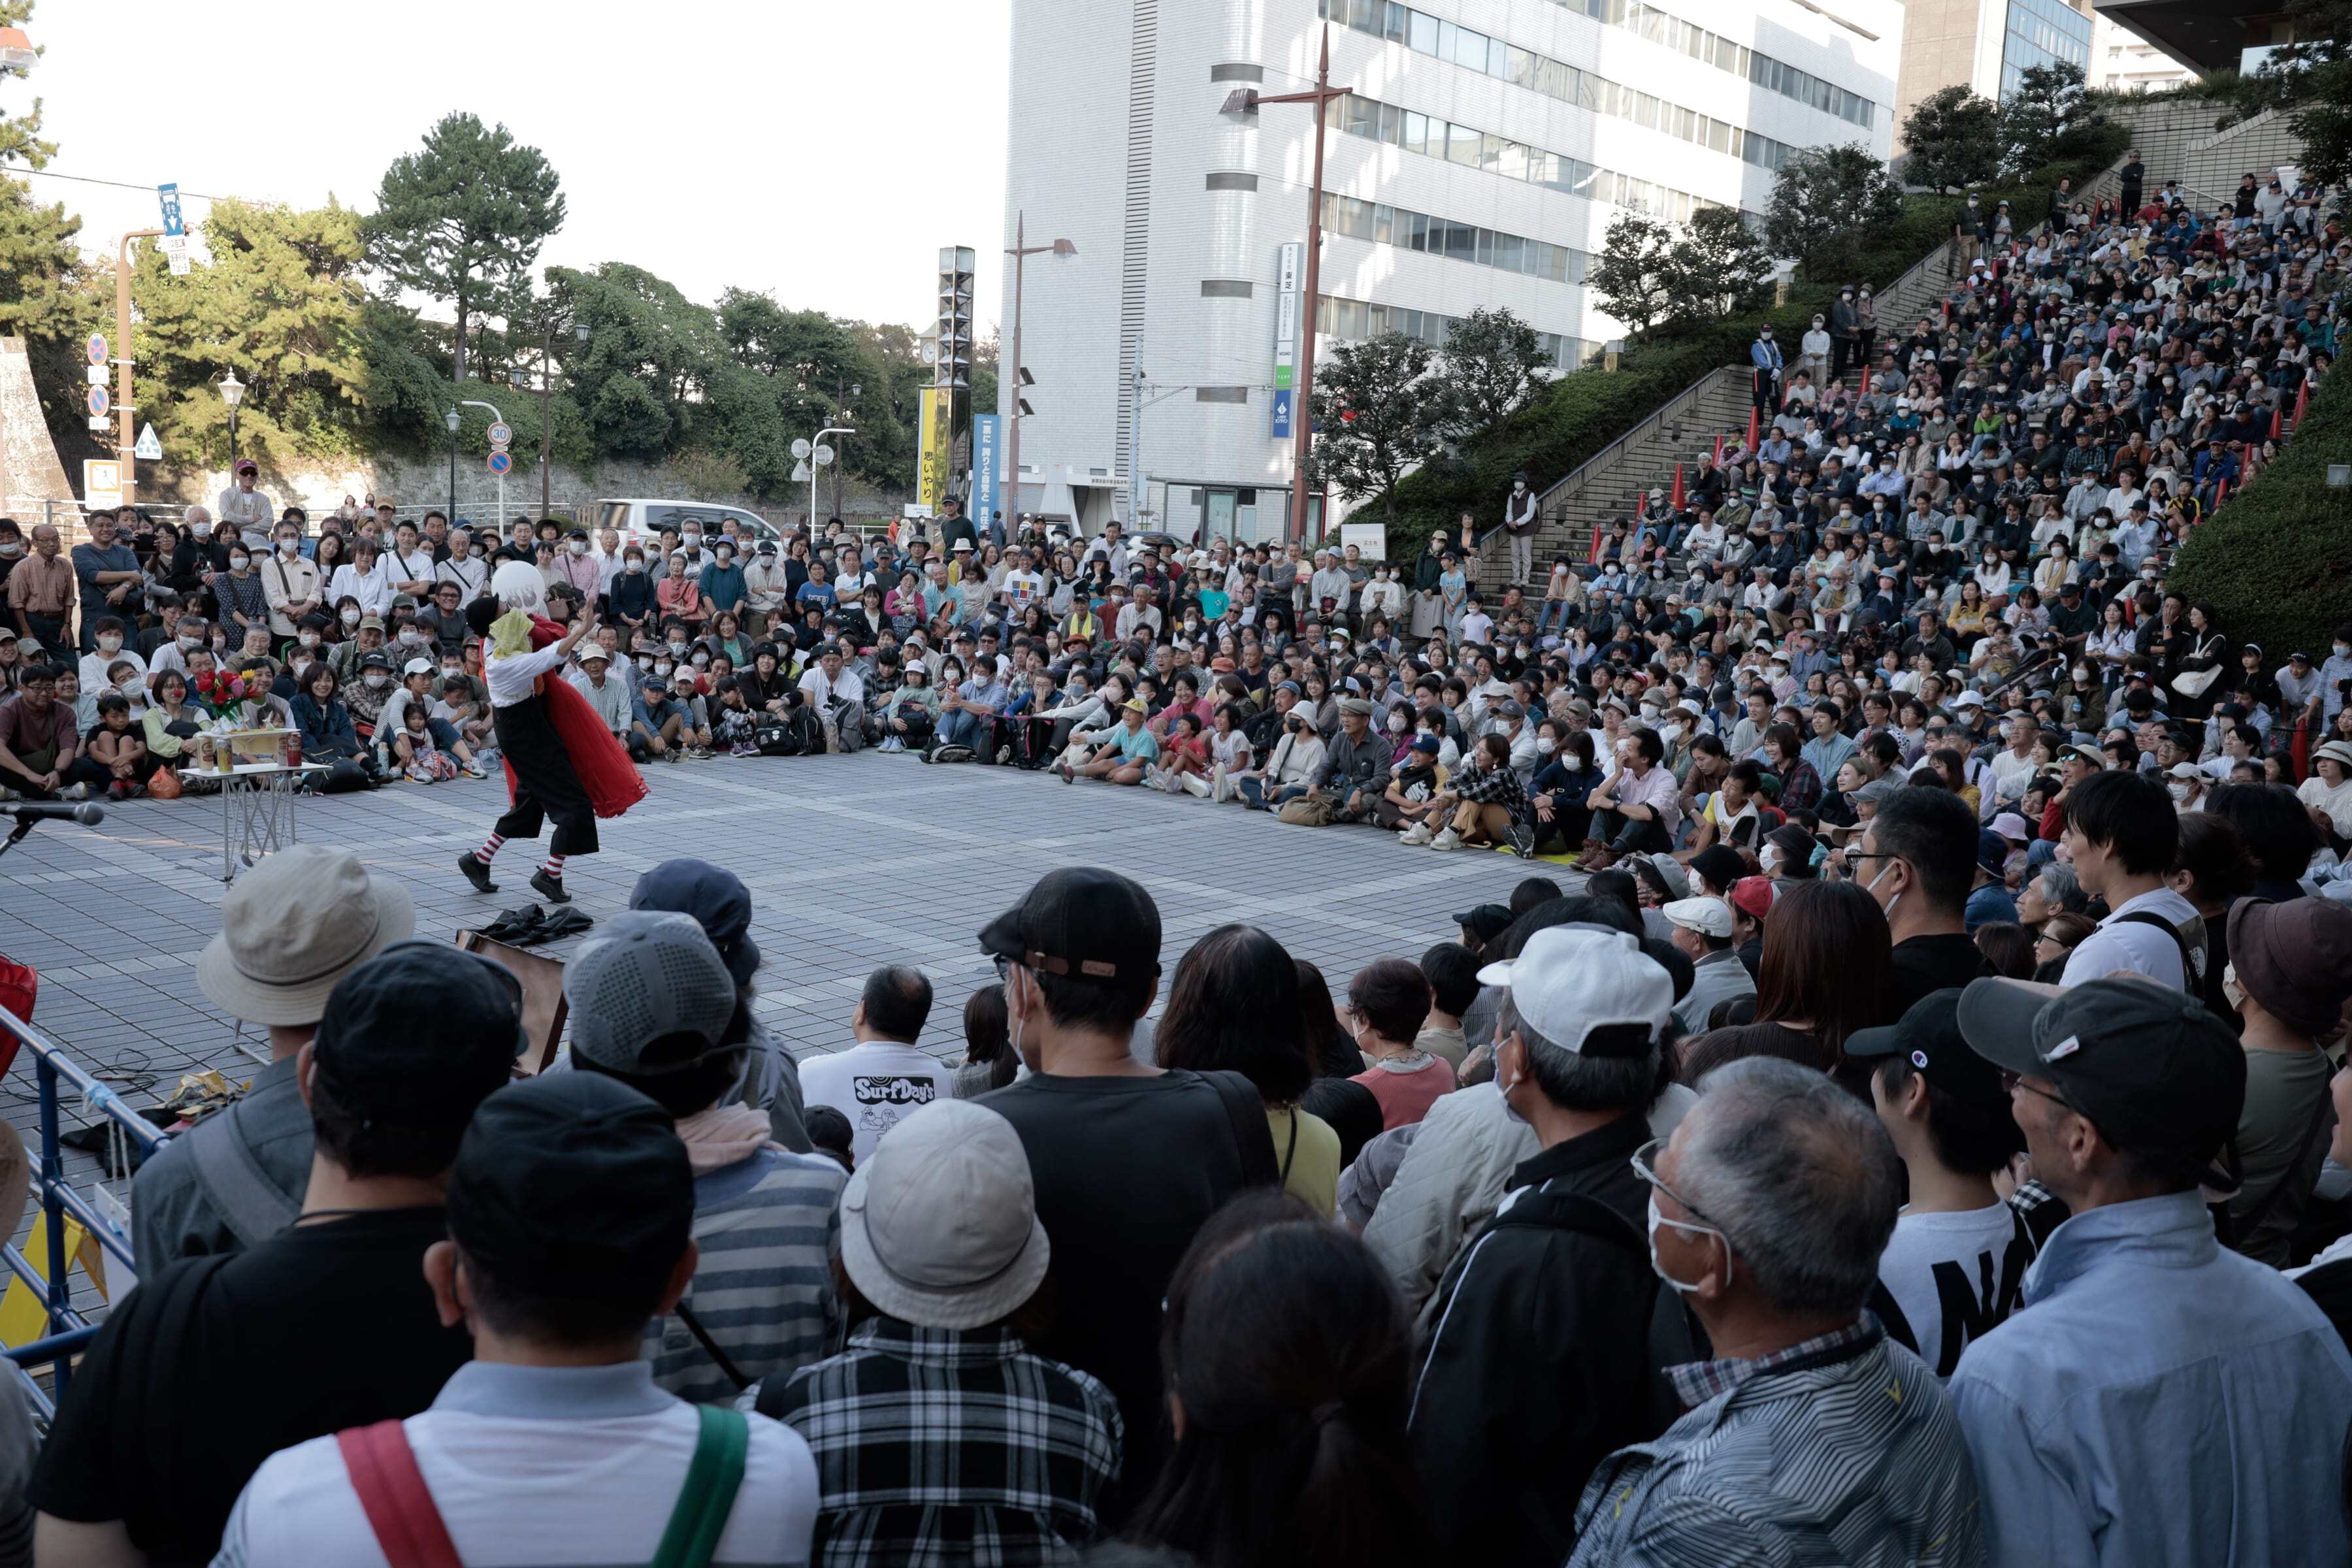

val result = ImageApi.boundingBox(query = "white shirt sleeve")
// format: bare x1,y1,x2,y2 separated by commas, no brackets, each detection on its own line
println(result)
486,643,570,707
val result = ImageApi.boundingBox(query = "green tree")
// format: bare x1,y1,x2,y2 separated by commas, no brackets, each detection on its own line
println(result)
127,199,372,470
2271,0,2352,215
368,112,565,381
1765,143,1904,281
1431,306,1550,438
1902,86,2002,191
1303,331,1441,523
0,0,95,460
1590,214,1677,334
1999,59,2091,176
1664,208,1776,319
0,0,52,169
551,263,721,463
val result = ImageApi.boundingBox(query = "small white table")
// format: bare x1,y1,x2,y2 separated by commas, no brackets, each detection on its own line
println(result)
178,761,329,882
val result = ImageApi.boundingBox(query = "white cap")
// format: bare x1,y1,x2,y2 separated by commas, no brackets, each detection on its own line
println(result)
402,657,436,677
1663,896,1734,939
1952,690,1985,708
2168,760,2204,780
1475,927,1672,1055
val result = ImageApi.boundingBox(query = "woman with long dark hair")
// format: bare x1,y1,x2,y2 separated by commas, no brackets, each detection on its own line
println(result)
1127,1192,1438,1568
1679,879,1891,1085
1158,926,1339,1216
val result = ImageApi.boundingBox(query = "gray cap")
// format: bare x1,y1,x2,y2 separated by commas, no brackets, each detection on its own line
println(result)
562,911,740,1075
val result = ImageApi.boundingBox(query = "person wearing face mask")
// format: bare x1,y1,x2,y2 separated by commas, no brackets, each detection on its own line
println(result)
76,616,149,698
1500,471,1541,587
1409,926,1691,1568
1580,1054,1980,1567
1862,787,1995,1017
1799,313,1832,384
259,525,323,645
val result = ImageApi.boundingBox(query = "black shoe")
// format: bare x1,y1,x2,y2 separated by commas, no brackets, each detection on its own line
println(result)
530,869,572,904
459,851,498,894
1505,825,1537,860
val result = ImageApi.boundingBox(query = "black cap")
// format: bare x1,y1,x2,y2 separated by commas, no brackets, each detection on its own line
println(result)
311,941,525,1126
1957,976,2246,1189
1690,845,1746,896
1845,988,2004,1106
1452,903,1516,945
445,1073,694,1298
979,867,1162,981
629,857,760,987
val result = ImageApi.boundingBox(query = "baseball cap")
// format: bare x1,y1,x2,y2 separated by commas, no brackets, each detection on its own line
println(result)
235,458,257,474
840,1100,1050,1330
1957,976,2246,1189
1411,734,1441,754
1952,691,1985,709
1452,903,1516,945
1662,896,1733,939
357,614,385,632
446,1073,694,1301
1853,992,2004,1105
629,858,761,987
401,657,434,677
563,913,741,1075
310,940,527,1124
1690,845,1745,894
195,845,414,1026
1475,927,1672,1057
978,867,1162,982
1728,876,1775,921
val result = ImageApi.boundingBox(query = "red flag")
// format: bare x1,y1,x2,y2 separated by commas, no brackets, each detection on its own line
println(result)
1746,408,1760,449
2270,406,2284,441
2296,376,2312,425
1711,433,1724,464
1589,525,1605,565
2213,476,2229,508
1669,463,1686,510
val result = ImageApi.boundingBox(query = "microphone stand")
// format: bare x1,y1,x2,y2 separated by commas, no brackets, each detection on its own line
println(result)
0,819,34,861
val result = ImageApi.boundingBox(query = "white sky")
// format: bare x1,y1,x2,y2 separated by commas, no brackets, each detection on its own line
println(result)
14,0,1011,336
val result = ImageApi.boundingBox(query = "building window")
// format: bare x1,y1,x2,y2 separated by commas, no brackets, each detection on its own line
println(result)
1205,171,1259,191
1194,386,1250,404
1209,63,1263,81
1200,280,1255,297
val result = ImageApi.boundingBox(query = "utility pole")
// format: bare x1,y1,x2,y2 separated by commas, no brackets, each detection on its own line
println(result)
114,229,167,513
1003,214,1075,533
1244,27,1345,546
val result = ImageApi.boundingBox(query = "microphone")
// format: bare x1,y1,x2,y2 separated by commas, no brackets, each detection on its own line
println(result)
8,802,105,827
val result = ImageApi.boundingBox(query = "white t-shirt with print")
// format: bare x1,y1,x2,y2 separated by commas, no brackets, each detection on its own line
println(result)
1874,1201,2034,1379
797,1041,956,1164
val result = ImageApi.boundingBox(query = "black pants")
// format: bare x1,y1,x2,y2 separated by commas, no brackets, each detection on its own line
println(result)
491,694,598,857
1593,809,1671,856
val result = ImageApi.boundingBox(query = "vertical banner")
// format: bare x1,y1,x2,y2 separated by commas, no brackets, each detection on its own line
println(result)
970,413,1001,532
917,387,953,511
1270,241,1303,439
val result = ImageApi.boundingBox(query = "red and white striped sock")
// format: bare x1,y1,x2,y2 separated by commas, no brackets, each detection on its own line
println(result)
474,834,506,865
539,854,566,880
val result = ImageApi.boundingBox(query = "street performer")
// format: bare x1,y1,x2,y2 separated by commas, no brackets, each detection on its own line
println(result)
457,562,645,903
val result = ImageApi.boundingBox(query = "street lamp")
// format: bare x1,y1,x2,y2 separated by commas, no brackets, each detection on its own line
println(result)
217,372,245,469
523,315,589,524
444,407,462,531
1004,214,1075,536
830,378,862,521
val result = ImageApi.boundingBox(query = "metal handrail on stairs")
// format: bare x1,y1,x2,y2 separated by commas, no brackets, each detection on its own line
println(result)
1485,365,1747,558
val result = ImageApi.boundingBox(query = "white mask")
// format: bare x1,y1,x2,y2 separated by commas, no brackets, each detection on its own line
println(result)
1646,1191,1722,1296
1535,736,1557,755
297,632,318,649
229,554,250,571
626,559,645,573
176,634,200,651
96,635,122,653
364,672,389,688
341,608,361,627
569,540,588,555
1387,712,1408,732
2168,781,2193,804
682,532,702,547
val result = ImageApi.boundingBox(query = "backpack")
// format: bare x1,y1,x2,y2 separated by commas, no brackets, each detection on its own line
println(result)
1278,795,1339,826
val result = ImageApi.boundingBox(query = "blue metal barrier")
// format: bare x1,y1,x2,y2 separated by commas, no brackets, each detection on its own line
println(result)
0,1004,171,1419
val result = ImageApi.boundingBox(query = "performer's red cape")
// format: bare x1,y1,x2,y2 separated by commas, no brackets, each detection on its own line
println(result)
504,616,648,819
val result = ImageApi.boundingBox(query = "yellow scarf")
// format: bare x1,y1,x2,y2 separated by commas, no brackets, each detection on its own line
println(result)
489,608,535,660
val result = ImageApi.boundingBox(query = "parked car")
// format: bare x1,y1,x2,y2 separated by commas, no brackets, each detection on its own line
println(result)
594,498,779,550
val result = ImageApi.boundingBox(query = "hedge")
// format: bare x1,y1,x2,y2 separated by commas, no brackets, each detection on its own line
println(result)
2166,369,2352,660
1376,125,2131,558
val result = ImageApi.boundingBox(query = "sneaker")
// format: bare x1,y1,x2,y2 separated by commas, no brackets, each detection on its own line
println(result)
458,851,498,895
529,868,572,905
1428,827,1464,851
1396,821,1435,846
1505,824,1537,860
1210,762,1229,803
61,783,89,801
462,761,488,779
995,743,1014,766
664,748,682,764
1056,762,1075,784
877,736,904,753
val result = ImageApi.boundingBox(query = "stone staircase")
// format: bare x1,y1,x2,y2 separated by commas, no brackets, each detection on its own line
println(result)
1477,364,1753,583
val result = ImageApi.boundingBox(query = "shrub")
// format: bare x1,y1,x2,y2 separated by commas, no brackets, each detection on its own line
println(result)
2166,371,2352,661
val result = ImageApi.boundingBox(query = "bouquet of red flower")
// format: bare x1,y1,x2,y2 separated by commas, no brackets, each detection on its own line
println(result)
191,670,256,727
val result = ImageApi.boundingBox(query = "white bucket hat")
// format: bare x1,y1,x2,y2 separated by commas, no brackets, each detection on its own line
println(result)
840,1099,1049,1330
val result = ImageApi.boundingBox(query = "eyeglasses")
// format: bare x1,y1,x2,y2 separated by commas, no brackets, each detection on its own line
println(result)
1630,1137,1720,1231
2000,1070,2079,1117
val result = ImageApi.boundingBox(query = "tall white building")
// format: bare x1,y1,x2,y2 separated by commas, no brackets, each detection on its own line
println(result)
1000,0,1901,543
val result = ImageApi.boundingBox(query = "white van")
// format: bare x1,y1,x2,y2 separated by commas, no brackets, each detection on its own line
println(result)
594,498,780,550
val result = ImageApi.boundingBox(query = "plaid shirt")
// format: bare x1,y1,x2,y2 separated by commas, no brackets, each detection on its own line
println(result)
770,1317,1122,1568
1775,757,1823,816
1454,760,1527,815
1666,1315,1878,1410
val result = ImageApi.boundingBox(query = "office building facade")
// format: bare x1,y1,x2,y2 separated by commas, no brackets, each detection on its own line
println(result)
1893,0,2093,152
1000,0,1900,542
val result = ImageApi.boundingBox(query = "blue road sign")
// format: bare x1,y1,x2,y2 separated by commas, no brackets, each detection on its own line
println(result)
486,449,513,476
157,183,184,238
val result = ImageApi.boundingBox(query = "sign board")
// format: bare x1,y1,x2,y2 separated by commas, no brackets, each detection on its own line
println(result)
157,183,184,238
86,385,108,418
86,334,106,367
970,413,1000,531
1339,521,1388,561
133,423,162,462
1271,241,1302,439
903,502,934,520
167,251,191,276
915,387,953,511
486,449,514,476
84,365,106,386
485,421,512,448
82,460,122,508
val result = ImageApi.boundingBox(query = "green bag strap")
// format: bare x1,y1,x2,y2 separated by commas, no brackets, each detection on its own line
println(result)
649,1405,750,1568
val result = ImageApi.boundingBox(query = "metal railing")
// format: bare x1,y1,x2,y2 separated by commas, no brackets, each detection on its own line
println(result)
1501,364,1747,547
0,1004,169,1420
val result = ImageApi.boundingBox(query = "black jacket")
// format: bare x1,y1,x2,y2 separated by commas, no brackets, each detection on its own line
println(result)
1408,1114,1678,1568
